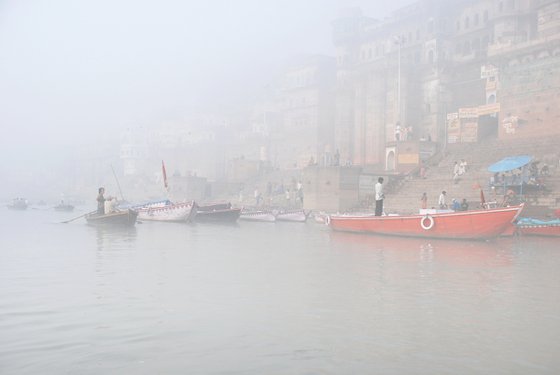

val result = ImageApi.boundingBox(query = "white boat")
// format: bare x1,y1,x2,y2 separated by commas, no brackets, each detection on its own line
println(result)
136,201,196,222
239,209,276,222
275,209,310,223
127,199,172,210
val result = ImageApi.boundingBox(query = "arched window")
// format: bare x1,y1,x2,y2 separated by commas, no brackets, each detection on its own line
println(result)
474,13,479,26
465,16,470,29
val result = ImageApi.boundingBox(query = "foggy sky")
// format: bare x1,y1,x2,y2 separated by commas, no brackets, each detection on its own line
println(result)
0,0,413,199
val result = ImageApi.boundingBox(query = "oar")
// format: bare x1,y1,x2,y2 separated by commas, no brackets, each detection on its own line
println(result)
60,210,96,224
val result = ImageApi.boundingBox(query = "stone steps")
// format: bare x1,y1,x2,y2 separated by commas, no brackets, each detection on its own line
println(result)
385,135,560,214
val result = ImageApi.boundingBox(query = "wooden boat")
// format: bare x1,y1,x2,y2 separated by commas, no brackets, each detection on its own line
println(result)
194,202,241,223
239,209,276,222
85,209,138,227
125,199,172,210
136,201,196,222
275,209,310,223
328,204,524,240
515,217,560,237
7,198,28,210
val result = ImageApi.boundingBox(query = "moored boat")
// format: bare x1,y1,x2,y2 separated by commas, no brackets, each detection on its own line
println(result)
7,198,28,210
515,217,560,237
239,209,276,222
328,204,524,240
275,209,310,223
85,209,138,227
194,202,241,223
136,201,196,222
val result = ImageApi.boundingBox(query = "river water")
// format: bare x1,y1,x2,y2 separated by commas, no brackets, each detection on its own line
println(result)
1,208,559,374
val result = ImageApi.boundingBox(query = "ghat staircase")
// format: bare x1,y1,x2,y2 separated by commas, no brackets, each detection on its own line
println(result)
384,136,560,217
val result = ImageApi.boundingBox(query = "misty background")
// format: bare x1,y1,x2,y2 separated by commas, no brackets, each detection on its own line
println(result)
0,0,414,200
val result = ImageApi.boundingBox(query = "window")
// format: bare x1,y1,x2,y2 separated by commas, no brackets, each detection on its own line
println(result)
456,20,460,31
465,16,470,29
474,14,479,26
499,2,503,12
484,10,489,23
416,29,420,40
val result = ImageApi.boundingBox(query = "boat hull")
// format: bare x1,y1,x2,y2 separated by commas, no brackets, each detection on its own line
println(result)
137,202,196,222
240,210,276,222
515,218,560,237
275,209,309,223
86,209,138,227
518,225,560,237
195,208,241,223
328,205,523,240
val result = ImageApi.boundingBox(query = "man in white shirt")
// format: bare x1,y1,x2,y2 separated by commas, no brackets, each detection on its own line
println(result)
438,190,447,209
375,177,384,216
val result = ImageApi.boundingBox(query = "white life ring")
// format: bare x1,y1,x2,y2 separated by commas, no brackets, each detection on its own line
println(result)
421,215,434,230
325,215,331,226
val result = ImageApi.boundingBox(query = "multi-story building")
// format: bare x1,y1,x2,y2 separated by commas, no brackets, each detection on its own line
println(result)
332,0,560,172
249,56,336,170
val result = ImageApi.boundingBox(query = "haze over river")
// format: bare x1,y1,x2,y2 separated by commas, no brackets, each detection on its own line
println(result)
1,208,559,374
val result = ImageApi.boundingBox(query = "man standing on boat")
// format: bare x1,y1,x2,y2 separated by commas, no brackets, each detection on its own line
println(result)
374,177,384,216
97,187,111,215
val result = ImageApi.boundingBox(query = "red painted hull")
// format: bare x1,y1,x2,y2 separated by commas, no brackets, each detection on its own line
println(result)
328,205,523,240
517,225,560,237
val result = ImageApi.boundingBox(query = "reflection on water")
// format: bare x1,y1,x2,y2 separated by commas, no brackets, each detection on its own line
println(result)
1,210,559,374
94,225,137,252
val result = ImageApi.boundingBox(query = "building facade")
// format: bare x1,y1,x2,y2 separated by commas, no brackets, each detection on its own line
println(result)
332,0,560,171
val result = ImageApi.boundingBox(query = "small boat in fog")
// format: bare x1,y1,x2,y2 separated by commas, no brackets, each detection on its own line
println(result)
194,202,241,223
515,217,560,237
136,201,196,222
328,205,524,240
7,198,28,210
85,209,138,227
275,209,310,223
239,209,276,222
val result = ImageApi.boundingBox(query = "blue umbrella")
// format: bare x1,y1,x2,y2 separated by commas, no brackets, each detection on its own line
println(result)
488,155,532,197
488,155,532,173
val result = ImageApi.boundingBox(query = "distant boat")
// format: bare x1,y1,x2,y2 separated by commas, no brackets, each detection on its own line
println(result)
136,201,196,223
54,202,75,212
239,209,276,222
194,202,241,223
85,209,138,227
328,205,524,240
7,198,28,210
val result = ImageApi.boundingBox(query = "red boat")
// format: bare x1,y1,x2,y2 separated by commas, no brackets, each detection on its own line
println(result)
328,205,524,240
515,217,560,237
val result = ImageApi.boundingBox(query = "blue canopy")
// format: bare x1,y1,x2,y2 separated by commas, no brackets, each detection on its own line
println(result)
487,155,532,173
